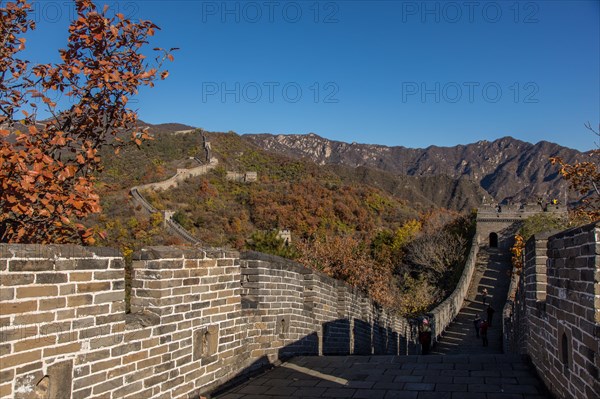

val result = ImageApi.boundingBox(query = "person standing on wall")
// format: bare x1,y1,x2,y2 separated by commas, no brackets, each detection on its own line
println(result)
487,304,495,327
419,319,432,355
473,316,482,338
480,319,489,347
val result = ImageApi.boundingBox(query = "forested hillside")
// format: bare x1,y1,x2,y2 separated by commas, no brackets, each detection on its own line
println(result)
85,125,478,313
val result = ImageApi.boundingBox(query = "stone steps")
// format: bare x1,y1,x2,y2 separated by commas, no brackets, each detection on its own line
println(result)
431,246,511,356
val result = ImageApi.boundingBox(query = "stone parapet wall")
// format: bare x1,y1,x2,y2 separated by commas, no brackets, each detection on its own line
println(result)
0,246,413,399
505,222,600,399
239,252,411,360
429,236,479,343
1,233,480,399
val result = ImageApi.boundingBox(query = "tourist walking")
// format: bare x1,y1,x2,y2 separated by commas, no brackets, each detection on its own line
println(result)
419,319,432,355
487,305,495,327
480,319,489,347
473,316,482,338
482,288,488,304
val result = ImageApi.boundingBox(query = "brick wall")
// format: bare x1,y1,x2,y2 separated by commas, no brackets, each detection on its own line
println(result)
0,245,125,399
428,235,479,344
239,252,410,361
1,239,479,399
505,222,600,399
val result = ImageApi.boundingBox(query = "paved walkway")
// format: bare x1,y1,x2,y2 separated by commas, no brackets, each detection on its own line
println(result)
215,355,550,398
213,247,551,398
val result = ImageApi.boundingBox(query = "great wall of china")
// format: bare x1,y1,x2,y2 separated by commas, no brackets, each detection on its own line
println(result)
0,148,598,398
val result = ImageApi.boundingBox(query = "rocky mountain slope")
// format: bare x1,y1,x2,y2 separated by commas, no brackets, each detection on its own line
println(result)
244,133,584,203
126,123,487,212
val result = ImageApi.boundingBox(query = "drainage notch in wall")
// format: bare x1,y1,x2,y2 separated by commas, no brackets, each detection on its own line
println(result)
193,325,219,362
36,376,50,399
558,323,572,373
276,315,290,338
16,360,73,399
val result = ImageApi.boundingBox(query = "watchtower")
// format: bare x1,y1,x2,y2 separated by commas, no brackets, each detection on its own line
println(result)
476,203,567,249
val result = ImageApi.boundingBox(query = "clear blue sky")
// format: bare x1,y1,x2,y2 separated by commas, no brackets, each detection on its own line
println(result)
22,0,600,151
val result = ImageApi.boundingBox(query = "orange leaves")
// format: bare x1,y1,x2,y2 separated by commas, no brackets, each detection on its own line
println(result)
511,234,525,273
57,165,76,181
50,134,66,146
0,0,171,245
297,235,397,308
551,128,600,222
72,200,85,210
5,195,18,204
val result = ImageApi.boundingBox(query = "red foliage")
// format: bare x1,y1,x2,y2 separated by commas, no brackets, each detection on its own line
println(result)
0,0,174,243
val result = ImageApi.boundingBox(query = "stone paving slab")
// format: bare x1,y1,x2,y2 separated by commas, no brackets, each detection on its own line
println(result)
213,355,552,399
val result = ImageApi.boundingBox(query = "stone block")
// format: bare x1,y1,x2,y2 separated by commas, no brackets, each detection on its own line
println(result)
1,274,35,286
1,300,38,316
0,287,14,301
35,273,68,284
76,282,111,293
17,285,58,298
193,325,219,361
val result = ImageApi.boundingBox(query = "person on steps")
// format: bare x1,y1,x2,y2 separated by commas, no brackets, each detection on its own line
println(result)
419,319,432,355
480,319,489,347
487,304,495,327
473,316,482,338
482,288,488,304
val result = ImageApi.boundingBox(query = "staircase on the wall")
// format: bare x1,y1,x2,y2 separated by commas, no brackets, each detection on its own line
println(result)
432,247,512,355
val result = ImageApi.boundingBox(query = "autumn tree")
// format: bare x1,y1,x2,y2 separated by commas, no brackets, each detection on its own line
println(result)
404,230,467,279
550,123,600,222
0,0,174,243
510,213,569,273
296,235,397,308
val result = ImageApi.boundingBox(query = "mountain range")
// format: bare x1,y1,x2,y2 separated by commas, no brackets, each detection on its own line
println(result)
243,132,584,204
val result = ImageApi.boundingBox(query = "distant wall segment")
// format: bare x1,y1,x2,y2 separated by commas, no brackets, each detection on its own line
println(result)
129,158,218,244
476,204,566,249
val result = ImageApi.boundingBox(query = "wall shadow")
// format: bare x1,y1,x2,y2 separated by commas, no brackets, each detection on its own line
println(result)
207,317,414,398
323,319,351,355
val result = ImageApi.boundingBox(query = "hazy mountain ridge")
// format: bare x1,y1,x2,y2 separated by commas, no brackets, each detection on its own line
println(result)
130,123,486,212
244,133,584,203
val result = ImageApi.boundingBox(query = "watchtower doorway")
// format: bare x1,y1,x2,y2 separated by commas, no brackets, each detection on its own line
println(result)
489,232,498,248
